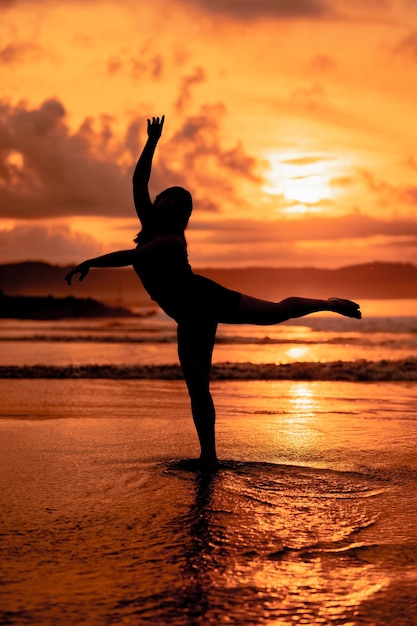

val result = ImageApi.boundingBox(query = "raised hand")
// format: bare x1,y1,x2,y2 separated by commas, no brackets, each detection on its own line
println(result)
65,261,90,286
147,115,165,142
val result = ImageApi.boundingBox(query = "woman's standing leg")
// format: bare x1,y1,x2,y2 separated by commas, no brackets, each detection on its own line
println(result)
177,320,219,470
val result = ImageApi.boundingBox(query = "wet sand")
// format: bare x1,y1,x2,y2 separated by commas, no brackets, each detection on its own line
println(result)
1,379,417,625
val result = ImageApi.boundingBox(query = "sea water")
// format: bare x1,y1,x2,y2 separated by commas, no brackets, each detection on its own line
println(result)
1,299,417,625
1,299,417,377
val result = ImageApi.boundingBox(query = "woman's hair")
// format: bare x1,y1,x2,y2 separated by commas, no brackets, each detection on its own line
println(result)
156,186,193,223
134,186,193,244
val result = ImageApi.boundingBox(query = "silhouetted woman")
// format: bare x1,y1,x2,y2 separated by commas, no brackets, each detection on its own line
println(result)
66,116,361,471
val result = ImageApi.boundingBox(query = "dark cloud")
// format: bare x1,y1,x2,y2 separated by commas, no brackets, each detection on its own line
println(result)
0,99,133,219
0,223,105,263
0,0,107,5
161,104,262,210
192,212,417,244
178,0,328,20
0,98,263,221
189,210,417,267
309,54,337,73
107,57,122,75
130,54,165,80
0,41,44,64
175,67,206,113
105,48,165,80
177,0,405,26
2,211,415,265
402,186,417,204
360,169,417,207
393,31,417,59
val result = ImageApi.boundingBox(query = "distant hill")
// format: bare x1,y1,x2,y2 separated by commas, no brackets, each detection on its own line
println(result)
0,261,151,307
0,292,135,320
0,261,417,307
199,262,417,301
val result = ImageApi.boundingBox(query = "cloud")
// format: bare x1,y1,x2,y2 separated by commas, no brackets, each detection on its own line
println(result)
2,211,416,267
309,54,337,73
329,176,354,188
360,169,417,207
282,156,332,166
149,103,263,210
178,0,328,20
191,212,417,244
0,98,133,219
0,0,112,5
130,53,165,80
393,31,417,59
188,211,417,267
176,0,399,22
0,0,399,23
175,67,206,113
0,98,263,222
0,223,105,263
290,82,328,111
0,41,45,64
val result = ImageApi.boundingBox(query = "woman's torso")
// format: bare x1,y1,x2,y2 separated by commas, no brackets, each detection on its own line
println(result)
132,232,194,319
132,231,241,323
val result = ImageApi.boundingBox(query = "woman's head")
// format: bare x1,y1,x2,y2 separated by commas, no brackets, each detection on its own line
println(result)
153,186,193,233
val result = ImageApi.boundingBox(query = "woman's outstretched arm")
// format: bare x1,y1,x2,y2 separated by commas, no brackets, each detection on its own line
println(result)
65,249,137,285
132,115,165,227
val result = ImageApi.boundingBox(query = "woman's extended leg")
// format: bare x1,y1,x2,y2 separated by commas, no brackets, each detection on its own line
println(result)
177,321,219,471
222,295,361,325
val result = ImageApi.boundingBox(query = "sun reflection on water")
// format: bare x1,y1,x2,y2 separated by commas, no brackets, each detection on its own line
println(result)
183,460,391,626
285,345,311,361
287,381,318,417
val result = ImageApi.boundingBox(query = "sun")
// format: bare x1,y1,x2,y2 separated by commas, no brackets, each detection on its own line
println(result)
281,174,331,204
262,152,338,211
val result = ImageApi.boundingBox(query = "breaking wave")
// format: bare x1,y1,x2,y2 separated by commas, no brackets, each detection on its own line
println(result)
1,357,416,381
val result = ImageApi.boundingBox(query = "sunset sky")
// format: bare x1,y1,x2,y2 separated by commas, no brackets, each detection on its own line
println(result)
1,0,417,268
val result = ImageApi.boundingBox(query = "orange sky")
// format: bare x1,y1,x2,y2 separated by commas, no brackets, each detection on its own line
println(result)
1,0,417,268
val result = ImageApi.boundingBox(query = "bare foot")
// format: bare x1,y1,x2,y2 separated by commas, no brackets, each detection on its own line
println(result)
328,297,361,319
198,455,220,472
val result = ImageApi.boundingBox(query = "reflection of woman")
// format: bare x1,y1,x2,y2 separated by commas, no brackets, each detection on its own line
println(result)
66,116,361,471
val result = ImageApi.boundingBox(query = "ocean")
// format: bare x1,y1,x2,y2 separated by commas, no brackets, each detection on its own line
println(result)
1,299,417,625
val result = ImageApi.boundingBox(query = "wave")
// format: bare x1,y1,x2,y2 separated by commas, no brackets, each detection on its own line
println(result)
2,333,417,348
1,357,417,381
0,334,178,343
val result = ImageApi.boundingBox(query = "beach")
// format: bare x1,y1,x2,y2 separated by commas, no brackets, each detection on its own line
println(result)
2,379,417,625
1,302,417,625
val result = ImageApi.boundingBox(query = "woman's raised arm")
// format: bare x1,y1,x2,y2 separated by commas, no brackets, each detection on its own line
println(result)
132,115,165,227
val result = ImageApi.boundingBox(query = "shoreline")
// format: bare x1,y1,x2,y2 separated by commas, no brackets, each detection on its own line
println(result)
1,357,417,381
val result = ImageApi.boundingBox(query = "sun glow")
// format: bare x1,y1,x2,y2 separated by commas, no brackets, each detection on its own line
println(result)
281,174,332,204
286,346,310,361
263,152,342,211
3,151,25,186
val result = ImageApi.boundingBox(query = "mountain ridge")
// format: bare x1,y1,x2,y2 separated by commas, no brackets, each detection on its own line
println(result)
0,260,416,307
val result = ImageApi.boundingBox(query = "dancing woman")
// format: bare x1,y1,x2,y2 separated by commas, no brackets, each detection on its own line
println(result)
66,116,361,470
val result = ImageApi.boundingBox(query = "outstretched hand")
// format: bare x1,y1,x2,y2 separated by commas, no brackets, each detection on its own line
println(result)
65,262,90,286
147,115,165,142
